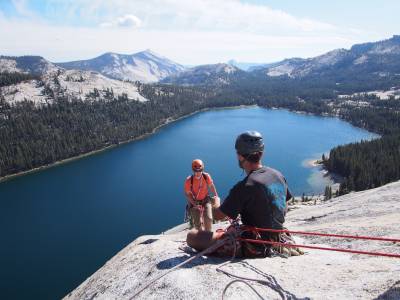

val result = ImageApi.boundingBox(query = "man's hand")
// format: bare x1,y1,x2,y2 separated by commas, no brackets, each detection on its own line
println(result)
185,192,197,207
211,196,221,208
212,206,228,221
270,232,304,256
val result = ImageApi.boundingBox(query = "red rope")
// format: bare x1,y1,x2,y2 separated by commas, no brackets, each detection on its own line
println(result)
238,238,400,258
242,227,400,243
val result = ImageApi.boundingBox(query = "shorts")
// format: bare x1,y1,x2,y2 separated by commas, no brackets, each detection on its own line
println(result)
190,197,213,229
212,226,301,258
212,226,270,258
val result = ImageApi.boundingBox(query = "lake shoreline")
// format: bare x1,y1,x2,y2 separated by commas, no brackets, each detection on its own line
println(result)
2,105,380,300
0,104,256,183
302,157,343,196
0,103,376,184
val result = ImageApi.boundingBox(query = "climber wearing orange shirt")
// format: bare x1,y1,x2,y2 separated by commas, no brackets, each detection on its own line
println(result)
184,159,219,231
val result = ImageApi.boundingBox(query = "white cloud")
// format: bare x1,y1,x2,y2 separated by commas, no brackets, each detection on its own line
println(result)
66,0,337,35
11,0,36,18
0,0,392,64
100,14,142,28
0,16,376,65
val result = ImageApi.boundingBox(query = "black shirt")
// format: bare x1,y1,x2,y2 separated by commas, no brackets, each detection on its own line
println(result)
220,166,292,230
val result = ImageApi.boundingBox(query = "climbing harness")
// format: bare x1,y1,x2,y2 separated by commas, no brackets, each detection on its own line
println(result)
190,173,208,201
189,173,210,229
215,227,290,300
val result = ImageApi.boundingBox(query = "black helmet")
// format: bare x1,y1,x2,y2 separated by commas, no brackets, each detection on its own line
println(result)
235,131,264,155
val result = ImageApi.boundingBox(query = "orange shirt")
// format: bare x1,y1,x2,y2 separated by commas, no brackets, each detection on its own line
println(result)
184,172,213,201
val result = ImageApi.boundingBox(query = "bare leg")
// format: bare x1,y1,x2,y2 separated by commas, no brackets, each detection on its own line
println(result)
190,207,202,230
204,217,212,232
186,229,224,251
203,202,213,232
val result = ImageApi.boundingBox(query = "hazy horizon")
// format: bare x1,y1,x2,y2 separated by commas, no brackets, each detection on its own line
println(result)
0,0,399,65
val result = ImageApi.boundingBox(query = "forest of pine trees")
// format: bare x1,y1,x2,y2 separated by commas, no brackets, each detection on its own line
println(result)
1,72,400,195
0,72,38,87
324,134,400,194
322,102,400,194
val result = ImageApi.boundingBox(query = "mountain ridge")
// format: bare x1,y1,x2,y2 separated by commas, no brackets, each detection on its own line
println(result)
160,35,400,86
56,49,185,83
2,35,400,87
255,35,400,79
161,62,246,86
0,55,58,75
0,55,147,105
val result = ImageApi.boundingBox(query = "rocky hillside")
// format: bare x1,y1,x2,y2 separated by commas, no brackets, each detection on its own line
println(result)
57,50,185,83
0,55,58,74
162,63,246,86
255,35,400,79
64,180,400,300
0,56,147,105
161,35,400,90
226,59,266,71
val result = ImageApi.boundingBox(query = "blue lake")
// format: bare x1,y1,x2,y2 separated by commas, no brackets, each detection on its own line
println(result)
0,107,377,299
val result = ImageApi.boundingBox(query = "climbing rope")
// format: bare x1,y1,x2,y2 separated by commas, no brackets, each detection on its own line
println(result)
244,227,400,243
237,238,400,258
129,236,229,299
238,226,400,259
130,226,400,298
216,227,290,300
217,260,288,300
221,280,264,300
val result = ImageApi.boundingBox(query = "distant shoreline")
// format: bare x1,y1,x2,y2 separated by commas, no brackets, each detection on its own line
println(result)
0,104,375,184
302,156,343,196
0,104,256,183
302,158,323,168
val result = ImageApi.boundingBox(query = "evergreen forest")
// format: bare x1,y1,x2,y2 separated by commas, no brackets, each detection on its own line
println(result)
1,73,400,195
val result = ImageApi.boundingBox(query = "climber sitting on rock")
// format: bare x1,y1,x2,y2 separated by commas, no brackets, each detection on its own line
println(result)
187,131,303,257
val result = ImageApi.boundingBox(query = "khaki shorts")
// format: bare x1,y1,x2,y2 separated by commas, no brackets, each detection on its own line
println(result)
212,226,303,258
190,198,213,230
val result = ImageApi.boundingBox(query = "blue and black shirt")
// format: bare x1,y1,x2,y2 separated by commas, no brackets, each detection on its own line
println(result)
220,166,292,232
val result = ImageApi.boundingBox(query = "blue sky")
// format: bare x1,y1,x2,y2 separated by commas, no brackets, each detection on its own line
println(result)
0,0,398,64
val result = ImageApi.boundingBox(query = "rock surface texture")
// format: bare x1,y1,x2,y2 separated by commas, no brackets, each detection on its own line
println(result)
64,181,400,300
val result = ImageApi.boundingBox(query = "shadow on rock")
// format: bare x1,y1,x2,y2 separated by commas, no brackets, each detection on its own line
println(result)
138,238,158,245
221,261,311,300
156,254,226,270
374,281,400,300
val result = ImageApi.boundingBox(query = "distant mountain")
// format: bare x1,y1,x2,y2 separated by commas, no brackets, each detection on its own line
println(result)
250,58,306,75
57,50,185,83
227,59,267,71
164,35,400,89
0,55,58,75
256,35,400,79
161,63,246,86
0,56,146,105
2,35,400,94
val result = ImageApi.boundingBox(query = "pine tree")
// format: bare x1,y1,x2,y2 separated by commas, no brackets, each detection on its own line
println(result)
324,186,330,200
